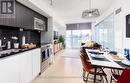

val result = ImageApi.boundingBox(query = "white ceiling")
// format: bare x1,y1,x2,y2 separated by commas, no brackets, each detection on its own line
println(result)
41,0,114,24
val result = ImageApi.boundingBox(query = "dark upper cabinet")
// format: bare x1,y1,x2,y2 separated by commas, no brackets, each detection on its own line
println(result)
15,2,25,28
0,15,16,27
15,1,48,31
0,1,48,31
15,2,34,29
24,8,34,29
0,18,6,26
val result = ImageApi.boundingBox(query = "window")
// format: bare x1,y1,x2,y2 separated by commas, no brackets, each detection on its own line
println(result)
95,14,114,50
66,30,91,48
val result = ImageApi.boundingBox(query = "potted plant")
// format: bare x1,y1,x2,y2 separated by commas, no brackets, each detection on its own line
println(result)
11,36,19,48
58,35,65,48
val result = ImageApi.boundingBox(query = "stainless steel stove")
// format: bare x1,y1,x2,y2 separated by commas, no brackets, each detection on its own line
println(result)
40,43,52,72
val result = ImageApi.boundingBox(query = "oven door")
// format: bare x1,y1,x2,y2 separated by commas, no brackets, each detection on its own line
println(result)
41,48,51,62
41,49,47,62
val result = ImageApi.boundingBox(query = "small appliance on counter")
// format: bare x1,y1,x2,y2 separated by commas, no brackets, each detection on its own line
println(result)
0,45,6,51
7,41,11,49
11,36,19,49
14,43,19,49
22,36,25,45
0,39,1,46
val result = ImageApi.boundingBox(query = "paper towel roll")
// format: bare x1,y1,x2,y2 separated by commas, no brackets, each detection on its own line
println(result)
22,36,25,45
0,39,1,46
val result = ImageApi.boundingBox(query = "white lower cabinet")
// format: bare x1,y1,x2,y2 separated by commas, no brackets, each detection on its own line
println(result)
0,55,20,83
19,50,33,83
20,48,41,83
0,48,41,83
32,49,41,79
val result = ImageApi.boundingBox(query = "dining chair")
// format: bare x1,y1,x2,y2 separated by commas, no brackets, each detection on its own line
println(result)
80,48,90,60
80,47,91,81
80,52,108,83
110,68,130,83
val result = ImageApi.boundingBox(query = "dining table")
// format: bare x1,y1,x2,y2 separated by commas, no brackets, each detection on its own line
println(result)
85,49,130,83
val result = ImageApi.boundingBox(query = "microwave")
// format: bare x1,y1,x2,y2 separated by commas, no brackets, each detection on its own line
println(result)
34,17,46,31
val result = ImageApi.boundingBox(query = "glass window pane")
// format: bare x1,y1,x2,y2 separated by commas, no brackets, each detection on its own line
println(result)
81,30,91,43
72,37,81,48
72,30,81,37
95,14,114,50
66,37,71,48
65,29,91,48
66,30,71,37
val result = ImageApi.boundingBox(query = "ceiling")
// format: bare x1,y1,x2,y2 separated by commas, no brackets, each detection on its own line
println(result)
42,0,114,24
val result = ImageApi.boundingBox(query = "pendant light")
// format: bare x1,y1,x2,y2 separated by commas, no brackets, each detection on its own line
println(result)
50,0,54,5
82,0,100,18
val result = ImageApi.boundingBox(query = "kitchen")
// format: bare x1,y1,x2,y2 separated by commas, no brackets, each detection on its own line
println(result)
0,0,53,83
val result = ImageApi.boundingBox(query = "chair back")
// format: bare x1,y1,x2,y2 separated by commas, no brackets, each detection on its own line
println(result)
117,68,130,83
80,48,89,60
80,53,93,72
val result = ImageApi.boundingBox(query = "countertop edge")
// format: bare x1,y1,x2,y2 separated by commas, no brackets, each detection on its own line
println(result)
0,47,41,61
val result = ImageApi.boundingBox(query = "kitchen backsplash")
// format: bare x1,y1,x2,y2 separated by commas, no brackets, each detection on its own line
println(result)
0,26,40,49
19,30,41,47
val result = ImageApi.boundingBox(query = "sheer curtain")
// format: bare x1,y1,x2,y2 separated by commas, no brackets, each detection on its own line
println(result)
95,14,114,50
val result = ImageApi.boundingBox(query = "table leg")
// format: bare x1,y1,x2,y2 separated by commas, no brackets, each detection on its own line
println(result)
94,67,97,83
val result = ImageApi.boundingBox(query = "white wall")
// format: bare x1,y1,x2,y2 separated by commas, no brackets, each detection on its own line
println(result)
122,0,130,49
58,27,66,36
53,26,66,36
41,17,53,43
53,20,66,36
92,0,130,52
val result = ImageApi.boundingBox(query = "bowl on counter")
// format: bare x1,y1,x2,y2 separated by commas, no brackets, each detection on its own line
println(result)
22,43,37,49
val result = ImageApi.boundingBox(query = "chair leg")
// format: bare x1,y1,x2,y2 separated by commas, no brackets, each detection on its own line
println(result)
100,75,103,81
82,70,86,81
100,68,108,83
117,70,120,75
85,73,89,82
104,75,108,83
100,75,104,83
110,76,113,83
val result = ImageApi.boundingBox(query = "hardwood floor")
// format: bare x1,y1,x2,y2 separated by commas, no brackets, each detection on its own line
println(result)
32,49,114,83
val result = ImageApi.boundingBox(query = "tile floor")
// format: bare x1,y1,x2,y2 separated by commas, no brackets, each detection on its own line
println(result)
32,49,114,83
